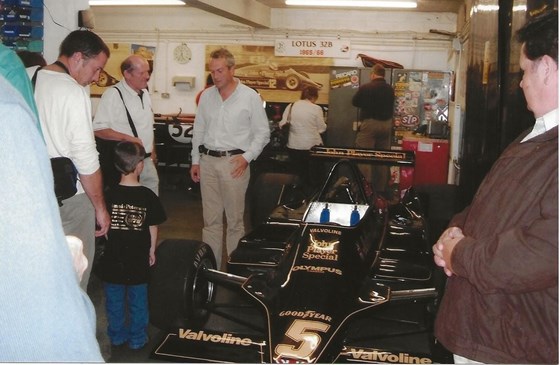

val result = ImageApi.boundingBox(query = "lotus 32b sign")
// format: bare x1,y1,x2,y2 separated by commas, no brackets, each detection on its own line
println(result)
275,39,351,58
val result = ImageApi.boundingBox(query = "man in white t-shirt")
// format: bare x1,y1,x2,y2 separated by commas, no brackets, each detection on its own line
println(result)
34,30,111,292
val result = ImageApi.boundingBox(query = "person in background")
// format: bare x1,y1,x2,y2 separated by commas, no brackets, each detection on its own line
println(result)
93,54,159,195
96,141,166,350
352,63,395,195
0,69,103,361
190,47,270,270
0,46,41,123
33,29,111,292
279,85,326,191
16,49,47,68
432,10,558,364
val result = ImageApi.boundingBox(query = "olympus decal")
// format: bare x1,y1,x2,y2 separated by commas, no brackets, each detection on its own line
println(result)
178,329,253,347
292,265,342,275
343,347,432,364
279,310,332,322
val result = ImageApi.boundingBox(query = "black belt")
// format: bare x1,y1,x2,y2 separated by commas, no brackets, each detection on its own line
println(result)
199,146,244,157
145,152,152,159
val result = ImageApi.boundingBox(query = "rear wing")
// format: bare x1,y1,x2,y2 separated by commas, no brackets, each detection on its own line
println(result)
310,146,415,166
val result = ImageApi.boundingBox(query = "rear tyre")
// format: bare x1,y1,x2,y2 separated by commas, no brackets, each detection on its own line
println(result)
149,239,216,329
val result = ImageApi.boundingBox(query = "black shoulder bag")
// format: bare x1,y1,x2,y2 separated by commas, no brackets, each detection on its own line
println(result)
95,86,139,190
32,63,78,206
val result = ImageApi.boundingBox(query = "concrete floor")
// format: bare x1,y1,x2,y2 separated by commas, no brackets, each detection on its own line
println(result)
88,172,204,363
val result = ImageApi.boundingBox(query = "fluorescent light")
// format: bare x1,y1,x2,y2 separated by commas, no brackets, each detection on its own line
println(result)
89,0,185,5
285,0,417,8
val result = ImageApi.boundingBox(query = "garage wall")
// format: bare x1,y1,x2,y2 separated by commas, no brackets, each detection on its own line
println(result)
43,0,89,62
90,6,458,115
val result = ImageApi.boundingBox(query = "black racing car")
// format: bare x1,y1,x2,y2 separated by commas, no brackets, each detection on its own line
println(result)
148,146,451,363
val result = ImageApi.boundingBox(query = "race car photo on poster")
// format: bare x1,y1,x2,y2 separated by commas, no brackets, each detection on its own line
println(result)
235,62,323,91
148,146,452,364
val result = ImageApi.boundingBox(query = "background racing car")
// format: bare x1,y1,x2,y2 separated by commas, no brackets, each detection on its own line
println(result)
235,62,323,91
148,146,452,363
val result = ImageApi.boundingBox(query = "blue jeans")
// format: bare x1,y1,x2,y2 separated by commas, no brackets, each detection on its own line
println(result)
103,282,148,348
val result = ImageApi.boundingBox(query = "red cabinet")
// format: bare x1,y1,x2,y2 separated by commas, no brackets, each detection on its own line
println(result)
399,137,449,191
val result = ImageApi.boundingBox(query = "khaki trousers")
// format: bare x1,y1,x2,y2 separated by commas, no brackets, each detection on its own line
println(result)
199,154,250,270
140,157,159,196
355,118,392,193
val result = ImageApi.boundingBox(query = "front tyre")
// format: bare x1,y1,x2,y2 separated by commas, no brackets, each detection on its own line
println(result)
149,239,216,329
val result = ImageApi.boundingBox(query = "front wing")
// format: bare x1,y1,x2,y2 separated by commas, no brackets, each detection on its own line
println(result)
152,325,452,364
153,329,266,363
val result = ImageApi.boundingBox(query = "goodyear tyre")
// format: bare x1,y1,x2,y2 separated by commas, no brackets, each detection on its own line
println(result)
149,239,216,329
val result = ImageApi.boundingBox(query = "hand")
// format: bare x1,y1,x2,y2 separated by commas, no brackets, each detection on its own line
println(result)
95,208,111,237
432,227,464,277
151,150,158,164
149,250,156,266
65,235,88,282
230,155,248,179
190,164,200,183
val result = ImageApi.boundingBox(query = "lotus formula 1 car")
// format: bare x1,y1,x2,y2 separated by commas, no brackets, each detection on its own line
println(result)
149,146,452,363
235,63,323,91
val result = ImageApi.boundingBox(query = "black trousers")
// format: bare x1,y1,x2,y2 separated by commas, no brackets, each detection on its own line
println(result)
287,148,322,193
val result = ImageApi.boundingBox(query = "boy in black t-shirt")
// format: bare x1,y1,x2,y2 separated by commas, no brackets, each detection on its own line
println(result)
97,141,166,350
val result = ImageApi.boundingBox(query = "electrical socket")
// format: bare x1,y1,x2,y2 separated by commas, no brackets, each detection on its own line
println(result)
161,93,170,99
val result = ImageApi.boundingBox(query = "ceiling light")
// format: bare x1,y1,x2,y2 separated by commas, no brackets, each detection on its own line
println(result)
285,0,417,8
89,0,185,5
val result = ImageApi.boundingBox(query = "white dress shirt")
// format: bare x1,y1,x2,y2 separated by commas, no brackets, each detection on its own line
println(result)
521,108,558,142
93,80,154,153
191,80,270,165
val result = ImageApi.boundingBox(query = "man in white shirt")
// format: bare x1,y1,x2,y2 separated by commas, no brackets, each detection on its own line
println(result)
190,48,270,270
93,55,159,195
34,30,111,292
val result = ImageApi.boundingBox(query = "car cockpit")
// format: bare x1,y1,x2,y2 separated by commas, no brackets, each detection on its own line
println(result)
304,160,371,226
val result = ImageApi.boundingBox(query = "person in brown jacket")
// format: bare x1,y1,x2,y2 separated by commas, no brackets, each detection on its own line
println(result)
432,10,558,364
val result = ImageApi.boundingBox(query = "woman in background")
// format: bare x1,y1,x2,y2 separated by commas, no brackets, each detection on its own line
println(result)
279,85,326,191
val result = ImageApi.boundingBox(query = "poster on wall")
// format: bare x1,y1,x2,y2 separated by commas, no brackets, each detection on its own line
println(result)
91,43,156,97
204,45,333,105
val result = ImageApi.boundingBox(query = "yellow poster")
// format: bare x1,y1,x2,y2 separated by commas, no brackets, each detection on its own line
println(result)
204,45,333,105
